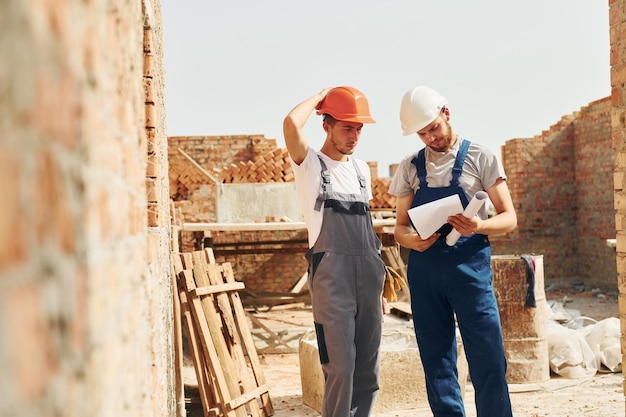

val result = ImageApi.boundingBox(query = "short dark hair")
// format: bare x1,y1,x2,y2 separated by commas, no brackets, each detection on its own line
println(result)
322,114,337,125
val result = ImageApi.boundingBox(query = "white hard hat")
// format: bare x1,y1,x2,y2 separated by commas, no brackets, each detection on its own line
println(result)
399,86,448,136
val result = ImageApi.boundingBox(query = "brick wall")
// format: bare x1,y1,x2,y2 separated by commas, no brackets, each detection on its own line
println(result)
0,1,176,417
168,135,278,222
495,98,616,289
209,230,309,294
573,99,615,288
609,0,626,399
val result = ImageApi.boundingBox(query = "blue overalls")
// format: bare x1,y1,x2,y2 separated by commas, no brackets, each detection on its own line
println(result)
305,157,386,417
407,139,513,417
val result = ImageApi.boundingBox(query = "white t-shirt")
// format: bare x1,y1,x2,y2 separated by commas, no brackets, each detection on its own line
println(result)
291,147,373,247
388,138,506,220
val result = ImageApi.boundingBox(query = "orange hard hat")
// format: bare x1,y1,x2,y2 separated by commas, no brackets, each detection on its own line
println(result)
315,86,376,123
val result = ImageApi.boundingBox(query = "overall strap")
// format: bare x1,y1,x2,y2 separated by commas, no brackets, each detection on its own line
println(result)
350,157,369,201
451,139,471,186
314,156,332,212
410,139,472,187
411,149,428,188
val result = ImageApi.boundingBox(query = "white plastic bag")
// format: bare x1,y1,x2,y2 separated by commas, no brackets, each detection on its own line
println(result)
546,320,597,378
584,317,621,372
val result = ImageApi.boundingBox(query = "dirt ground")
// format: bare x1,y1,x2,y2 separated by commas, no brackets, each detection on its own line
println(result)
184,286,623,417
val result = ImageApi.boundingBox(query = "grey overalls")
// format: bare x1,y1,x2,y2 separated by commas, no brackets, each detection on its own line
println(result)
305,156,386,417
407,139,512,417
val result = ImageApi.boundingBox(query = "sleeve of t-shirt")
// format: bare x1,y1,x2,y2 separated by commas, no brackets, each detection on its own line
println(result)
476,145,507,190
290,146,317,172
388,154,418,197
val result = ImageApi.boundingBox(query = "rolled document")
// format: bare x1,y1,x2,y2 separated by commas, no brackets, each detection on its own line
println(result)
445,191,488,246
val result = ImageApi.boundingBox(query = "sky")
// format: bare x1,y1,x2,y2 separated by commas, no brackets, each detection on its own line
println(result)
160,1,610,178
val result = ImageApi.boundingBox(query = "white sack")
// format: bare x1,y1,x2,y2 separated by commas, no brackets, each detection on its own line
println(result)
584,317,622,373
547,320,597,379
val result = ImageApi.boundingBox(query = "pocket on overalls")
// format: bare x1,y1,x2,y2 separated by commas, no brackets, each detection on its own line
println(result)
306,251,325,286
314,322,329,364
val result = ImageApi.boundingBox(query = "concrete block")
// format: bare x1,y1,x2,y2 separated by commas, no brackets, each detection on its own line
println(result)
299,328,468,414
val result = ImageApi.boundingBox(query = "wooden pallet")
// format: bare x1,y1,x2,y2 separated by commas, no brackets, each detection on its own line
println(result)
174,248,274,417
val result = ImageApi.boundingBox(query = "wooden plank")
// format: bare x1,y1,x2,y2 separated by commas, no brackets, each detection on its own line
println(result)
181,270,240,417
226,384,271,411
180,252,194,270
177,274,216,416
204,261,263,417
177,147,219,184
191,282,245,296
171,259,186,417
221,262,273,416
289,271,308,293
241,294,311,310
213,247,308,255
203,247,216,263
181,218,396,232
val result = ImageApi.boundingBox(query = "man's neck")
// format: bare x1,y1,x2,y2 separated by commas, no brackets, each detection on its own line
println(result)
320,144,349,162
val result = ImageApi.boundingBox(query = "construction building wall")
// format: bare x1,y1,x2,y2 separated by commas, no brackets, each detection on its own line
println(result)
0,1,176,417
168,134,279,222
494,97,616,289
610,0,626,402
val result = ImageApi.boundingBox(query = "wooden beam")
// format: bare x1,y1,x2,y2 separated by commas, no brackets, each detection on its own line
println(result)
182,218,396,232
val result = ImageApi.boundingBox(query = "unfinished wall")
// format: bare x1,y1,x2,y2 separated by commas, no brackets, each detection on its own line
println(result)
0,1,175,416
610,0,626,402
574,99,615,288
496,97,616,289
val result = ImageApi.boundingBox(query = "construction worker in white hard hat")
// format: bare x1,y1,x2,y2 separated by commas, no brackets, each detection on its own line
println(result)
283,87,386,417
389,85,517,417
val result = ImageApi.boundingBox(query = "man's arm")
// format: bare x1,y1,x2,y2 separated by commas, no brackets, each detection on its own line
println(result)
447,178,517,236
394,194,440,252
283,88,332,165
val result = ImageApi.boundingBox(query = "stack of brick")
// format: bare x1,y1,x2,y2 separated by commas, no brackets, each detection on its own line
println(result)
213,146,395,210
370,177,396,210
215,148,294,183
169,157,214,199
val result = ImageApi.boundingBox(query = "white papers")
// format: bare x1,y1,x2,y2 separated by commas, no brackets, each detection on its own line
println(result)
407,194,464,238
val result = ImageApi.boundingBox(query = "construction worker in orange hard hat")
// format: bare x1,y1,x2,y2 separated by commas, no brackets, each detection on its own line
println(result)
283,87,386,417
389,85,517,417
